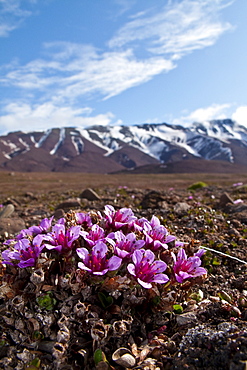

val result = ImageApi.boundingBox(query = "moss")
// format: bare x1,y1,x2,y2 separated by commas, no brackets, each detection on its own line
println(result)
187,181,208,191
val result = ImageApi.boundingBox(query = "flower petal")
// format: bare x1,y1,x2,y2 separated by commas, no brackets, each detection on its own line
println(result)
76,247,89,261
177,248,187,261
151,260,167,273
78,261,92,272
195,249,205,258
132,249,144,266
107,256,122,271
92,241,108,258
18,258,36,268
143,249,155,264
92,269,109,276
127,263,136,276
137,278,152,289
152,273,169,284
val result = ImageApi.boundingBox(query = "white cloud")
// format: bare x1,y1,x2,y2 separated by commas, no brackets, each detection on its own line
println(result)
232,106,247,128
186,104,231,122
112,0,136,17
173,103,247,128
0,0,35,37
0,102,121,135
109,0,234,58
0,0,234,102
173,103,232,125
1,43,174,102
0,0,238,135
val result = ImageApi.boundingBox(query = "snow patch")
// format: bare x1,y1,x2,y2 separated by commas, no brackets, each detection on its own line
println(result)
30,135,36,144
71,133,84,155
35,129,52,148
19,138,30,153
50,128,65,155
0,139,21,158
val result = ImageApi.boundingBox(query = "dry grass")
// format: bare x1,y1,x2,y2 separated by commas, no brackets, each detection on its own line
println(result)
0,170,247,199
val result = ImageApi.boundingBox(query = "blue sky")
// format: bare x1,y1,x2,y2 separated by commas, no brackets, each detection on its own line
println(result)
0,0,247,135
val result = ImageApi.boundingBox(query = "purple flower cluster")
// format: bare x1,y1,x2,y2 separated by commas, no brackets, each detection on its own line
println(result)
1,206,206,288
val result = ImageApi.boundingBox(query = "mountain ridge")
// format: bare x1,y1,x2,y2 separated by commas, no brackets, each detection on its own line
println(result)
0,119,247,173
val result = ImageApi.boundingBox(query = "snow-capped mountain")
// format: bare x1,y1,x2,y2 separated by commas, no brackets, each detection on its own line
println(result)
0,119,247,173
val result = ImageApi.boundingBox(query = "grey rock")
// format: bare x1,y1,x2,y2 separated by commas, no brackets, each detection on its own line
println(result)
173,202,191,215
140,190,164,209
80,188,101,201
0,217,25,236
160,200,170,211
53,208,65,220
0,204,15,219
228,228,241,237
173,322,245,369
219,192,234,208
55,198,81,211
225,203,247,214
176,312,198,326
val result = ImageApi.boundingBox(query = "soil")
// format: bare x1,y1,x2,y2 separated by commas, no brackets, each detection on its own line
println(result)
0,172,247,370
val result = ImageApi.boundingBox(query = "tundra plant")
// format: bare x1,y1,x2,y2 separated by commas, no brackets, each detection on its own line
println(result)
1,205,207,289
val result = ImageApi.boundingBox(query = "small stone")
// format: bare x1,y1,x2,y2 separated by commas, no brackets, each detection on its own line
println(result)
173,202,191,215
55,198,81,211
53,208,65,219
225,203,247,214
219,192,234,208
80,188,101,201
0,217,25,236
176,312,198,326
228,228,241,237
160,200,169,211
0,204,15,219
140,190,163,209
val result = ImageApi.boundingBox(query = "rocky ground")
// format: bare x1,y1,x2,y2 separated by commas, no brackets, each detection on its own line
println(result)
0,180,247,370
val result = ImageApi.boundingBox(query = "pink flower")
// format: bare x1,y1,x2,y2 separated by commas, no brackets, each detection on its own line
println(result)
143,215,177,252
75,212,93,228
77,241,122,275
172,248,207,283
127,249,169,289
108,230,145,260
104,205,137,231
43,223,81,254
234,199,243,204
2,235,45,268
80,224,106,247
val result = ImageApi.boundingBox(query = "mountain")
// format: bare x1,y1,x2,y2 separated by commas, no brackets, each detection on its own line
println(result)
0,119,247,173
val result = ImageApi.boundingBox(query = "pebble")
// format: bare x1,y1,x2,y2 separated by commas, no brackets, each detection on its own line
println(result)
173,202,191,215
80,188,101,201
225,203,247,213
0,204,15,219
0,217,26,237
218,192,234,208
53,208,65,220
55,198,81,211
140,190,164,209
176,312,198,326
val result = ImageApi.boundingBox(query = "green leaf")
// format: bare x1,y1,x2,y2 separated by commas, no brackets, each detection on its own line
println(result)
25,358,41,369
94,349,103,365
32,331,44,341
173,304,183,314
152,296,161,306
218,291,232,303
98,292,113,308
212,257,221,265
189,289,204,302
94,349,107,365
36,291,56,311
